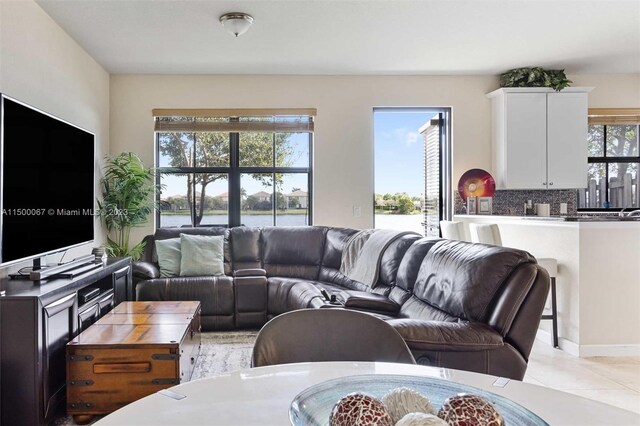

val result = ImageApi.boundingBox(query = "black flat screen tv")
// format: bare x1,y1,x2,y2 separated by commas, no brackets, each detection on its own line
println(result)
1,94,95,267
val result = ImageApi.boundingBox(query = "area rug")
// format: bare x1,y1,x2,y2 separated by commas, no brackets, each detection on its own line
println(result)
54,331,258,425
192,331,257,380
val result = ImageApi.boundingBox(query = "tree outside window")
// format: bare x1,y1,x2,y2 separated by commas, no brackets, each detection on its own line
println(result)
579,124,639,209
156,116,312,227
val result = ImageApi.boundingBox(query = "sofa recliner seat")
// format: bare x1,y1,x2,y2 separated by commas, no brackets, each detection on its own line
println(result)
133,225,549,380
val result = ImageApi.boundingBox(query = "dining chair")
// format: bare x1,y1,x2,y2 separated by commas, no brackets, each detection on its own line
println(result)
251,308,416,367
469,223,560,348
440,220,465,240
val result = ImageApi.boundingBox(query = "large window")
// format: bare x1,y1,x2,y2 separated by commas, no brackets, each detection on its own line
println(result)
154,109,314,228
578,109,639,210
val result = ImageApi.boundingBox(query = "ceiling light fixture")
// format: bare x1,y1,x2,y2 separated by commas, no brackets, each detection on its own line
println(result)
219,12,254,37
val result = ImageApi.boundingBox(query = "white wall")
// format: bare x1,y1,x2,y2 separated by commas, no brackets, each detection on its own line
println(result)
571,74,640,107
578,224,640,350
110,73,639,244
0,0,110,275
111,74,498,243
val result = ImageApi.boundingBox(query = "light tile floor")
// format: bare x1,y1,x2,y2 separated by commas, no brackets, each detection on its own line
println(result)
525,339,640,414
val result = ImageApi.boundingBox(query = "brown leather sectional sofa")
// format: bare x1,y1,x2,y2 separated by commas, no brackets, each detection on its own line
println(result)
133,226,549,380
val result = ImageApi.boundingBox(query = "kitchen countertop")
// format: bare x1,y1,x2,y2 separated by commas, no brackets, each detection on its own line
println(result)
454,214,640,222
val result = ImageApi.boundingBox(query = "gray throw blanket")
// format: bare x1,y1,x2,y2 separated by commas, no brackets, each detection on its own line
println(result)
340,229,418,288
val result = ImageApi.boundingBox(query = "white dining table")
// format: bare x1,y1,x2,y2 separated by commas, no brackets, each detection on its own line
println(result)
95,362,639,425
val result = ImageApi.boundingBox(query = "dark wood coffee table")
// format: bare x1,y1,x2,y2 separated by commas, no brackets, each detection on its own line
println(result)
66,301,201,424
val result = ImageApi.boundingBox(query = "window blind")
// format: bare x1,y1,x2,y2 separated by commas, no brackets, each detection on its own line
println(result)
588,108,640,125
153,108,316,133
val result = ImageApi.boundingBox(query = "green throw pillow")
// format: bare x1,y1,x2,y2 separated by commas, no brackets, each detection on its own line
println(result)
179,234,225,276
155,238,181,277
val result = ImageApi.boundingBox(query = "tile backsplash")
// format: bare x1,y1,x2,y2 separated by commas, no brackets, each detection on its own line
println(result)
454,189,577,216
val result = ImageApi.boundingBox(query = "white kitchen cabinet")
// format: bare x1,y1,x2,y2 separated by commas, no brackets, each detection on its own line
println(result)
487,87,592,190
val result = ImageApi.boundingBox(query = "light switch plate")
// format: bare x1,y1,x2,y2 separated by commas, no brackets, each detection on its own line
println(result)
353,206,361,217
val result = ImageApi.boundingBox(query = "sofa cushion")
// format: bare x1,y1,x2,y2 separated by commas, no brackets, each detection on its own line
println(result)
409,344,527,380
136,276,234,317
388,238,441,306
267,277,326,314
378,234,421,287
341,230,417,289
155,237,181,277
398,295,458,322
151,226,227,263
180,234,225,276
320,227,358,270
316,269,371,292
262,227,327,280
388,319,504,351
413,240,536,322
395,238,442,292
229,227,262,270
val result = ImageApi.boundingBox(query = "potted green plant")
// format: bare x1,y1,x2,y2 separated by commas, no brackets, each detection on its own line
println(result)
97,152,157,260
500,67,572,91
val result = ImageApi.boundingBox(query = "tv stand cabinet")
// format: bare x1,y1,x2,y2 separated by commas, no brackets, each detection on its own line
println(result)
0,257,132,426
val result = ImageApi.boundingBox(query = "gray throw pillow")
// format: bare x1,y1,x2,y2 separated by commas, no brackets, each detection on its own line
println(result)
155,238,181,277
179,234,224,276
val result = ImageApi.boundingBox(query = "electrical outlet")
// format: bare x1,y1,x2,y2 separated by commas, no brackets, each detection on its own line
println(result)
560,203,568,215
353,205,361,217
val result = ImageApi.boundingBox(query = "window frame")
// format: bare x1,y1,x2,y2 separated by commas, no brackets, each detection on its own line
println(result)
578,123,639,212
372,107,452,236
155,118,313,228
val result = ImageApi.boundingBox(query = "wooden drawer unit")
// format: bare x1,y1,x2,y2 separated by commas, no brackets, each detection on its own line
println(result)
97,290,116,315
66,301,201,424
0,257,132,426
77,302,101,331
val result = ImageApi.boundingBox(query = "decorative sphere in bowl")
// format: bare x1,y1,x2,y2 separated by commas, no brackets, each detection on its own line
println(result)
438,393,505,426
395,412,448,426
382,387,435,423
330,392,393,426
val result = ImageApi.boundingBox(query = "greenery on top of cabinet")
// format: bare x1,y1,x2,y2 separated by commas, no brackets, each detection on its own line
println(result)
500,67,572,91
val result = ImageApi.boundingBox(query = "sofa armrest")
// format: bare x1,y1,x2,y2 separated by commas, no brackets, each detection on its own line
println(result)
234,268,266,277
337,292,400,314
132,261,160,280
387,319,503,352
233,269,267,328
320,270,371,292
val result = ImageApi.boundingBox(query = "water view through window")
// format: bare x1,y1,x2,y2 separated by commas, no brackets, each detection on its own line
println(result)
156,115,312,227
374,109,446,236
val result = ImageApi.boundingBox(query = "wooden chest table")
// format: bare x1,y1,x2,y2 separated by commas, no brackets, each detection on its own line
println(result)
66,301,201,424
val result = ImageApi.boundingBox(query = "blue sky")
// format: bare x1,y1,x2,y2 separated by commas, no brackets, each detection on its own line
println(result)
374,110,437,197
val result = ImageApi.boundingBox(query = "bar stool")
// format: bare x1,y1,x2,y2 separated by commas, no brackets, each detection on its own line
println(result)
536,258,559,347
469,223,559,348
440,220,465,241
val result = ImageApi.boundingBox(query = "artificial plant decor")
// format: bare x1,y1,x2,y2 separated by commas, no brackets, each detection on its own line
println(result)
499,67,572,91
97,152,157,260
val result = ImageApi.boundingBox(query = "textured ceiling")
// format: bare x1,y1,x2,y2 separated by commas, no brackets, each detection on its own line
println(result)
36,0,640,75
